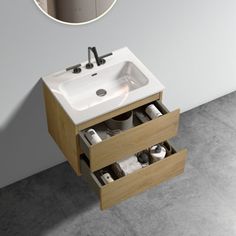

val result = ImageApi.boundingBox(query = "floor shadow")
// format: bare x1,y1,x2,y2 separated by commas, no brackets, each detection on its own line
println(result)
0,80,99,236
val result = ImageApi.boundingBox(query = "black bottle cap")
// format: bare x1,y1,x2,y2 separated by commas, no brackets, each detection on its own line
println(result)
137,152,149,164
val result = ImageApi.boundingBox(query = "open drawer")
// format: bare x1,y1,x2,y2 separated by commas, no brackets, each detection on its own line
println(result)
81,142,187,210
79,100,180,171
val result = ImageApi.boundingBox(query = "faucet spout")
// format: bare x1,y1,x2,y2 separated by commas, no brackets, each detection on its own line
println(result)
86,47,102,69
86,46,112,69
91,47,101,66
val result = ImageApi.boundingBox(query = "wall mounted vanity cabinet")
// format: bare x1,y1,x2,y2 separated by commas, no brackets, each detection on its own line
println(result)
42,47,187,210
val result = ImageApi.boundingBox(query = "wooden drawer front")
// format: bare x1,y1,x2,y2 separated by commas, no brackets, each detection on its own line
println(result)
79,101,180,171
81,147,187,210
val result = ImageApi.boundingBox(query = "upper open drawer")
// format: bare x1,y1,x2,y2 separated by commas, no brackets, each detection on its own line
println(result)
79,100,180,171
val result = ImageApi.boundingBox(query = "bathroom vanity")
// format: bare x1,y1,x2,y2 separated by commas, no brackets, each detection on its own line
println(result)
42,47,187,210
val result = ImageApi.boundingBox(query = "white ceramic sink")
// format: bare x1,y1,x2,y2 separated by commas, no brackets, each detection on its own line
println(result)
59,61,149,111
42,47,164,125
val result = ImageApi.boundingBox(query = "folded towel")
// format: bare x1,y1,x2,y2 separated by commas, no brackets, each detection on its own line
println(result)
116,156,142,176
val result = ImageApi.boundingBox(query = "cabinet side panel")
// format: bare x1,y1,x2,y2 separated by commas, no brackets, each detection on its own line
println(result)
43,83,81,175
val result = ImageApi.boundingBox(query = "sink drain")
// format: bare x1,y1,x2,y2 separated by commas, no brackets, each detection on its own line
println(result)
96,89,107,97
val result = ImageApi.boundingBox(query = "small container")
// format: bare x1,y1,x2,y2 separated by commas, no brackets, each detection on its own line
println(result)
150,144,166,163
136,150,150,168
84,128,102,145
105,111,133,131
101,172,114,184
145,104,162,120
111,163,125,178
134,111,150,123
162,141,173,156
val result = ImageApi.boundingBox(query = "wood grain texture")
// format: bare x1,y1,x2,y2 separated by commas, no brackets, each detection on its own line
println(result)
43,82,81,175
79,107,180,171
100,149,187,210
80,149,187,210
76,93,160,132
80,159,101,195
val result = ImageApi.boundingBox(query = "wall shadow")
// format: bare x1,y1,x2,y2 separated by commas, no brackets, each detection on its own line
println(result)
0,80,99,236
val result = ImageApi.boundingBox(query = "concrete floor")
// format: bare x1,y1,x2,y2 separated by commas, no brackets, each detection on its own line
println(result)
0,92,236,236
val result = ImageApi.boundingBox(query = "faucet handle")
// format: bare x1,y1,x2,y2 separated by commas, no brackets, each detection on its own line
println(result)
100,52,113,59
86,62,94,69
66,64,82,73
99,52,113,65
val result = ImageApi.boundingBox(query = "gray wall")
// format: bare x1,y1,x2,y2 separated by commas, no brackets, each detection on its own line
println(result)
0,0,235,188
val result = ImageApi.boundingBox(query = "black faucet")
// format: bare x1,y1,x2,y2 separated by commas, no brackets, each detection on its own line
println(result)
86,47,113,69
66,47,113,73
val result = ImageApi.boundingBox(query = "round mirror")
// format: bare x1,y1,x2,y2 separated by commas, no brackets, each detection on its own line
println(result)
34,0,117,25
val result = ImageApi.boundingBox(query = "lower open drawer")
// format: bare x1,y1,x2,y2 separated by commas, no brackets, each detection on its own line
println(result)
80,142,187,210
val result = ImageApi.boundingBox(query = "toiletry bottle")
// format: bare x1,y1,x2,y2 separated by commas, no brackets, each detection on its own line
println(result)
145,104,162,119
85,129,102,145
101,172,114,184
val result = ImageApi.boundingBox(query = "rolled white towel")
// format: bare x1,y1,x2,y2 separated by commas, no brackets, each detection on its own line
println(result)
150,144,166,161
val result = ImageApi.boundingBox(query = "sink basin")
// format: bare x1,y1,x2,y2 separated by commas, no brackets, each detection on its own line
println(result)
59,61,148,111
42,47,164,124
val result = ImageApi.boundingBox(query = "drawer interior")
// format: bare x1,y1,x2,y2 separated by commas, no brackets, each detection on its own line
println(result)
81,140,177,186
79,100,169,145
79,99,180,171
81,141,187,209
